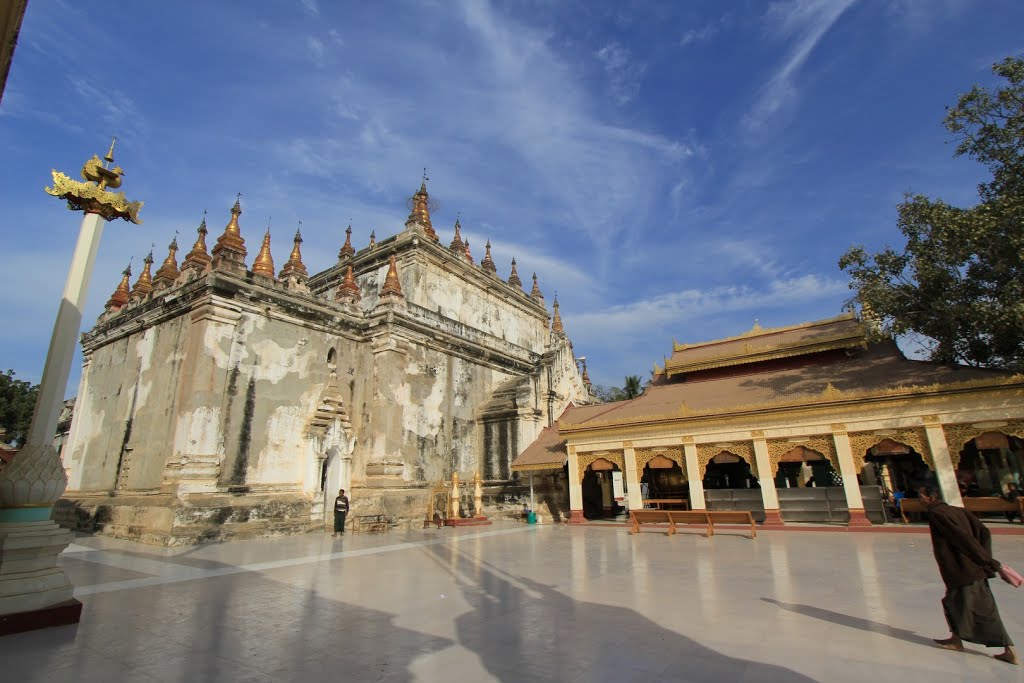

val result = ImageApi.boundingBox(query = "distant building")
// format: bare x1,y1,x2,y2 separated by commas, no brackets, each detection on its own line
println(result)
57,179,592,544
514,314,1024,525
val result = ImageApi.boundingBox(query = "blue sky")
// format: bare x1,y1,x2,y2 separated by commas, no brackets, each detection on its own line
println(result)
2,0,1023,395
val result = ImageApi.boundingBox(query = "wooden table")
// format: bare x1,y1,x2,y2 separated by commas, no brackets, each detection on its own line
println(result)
645,499,689,510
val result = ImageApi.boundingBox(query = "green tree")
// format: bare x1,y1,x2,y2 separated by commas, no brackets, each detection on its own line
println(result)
0,370,38,446
623,375,643,399
839,57,1024,371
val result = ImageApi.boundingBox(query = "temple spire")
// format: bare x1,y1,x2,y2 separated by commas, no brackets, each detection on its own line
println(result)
211,195,247,273
279,227,308,280
507,257,522,289
153,237,180,288
405,172,438,242
129,251,154,301
581,358,591,385
551,295,565,335
106,263,132,310
368,230,376,248
338,224,355,260
182,212,211,273
463,238,474,264
335,264,361,304
530,272,543,302
449,216,465,255
379,252,404,299
481,240,497,275
252,227,276,279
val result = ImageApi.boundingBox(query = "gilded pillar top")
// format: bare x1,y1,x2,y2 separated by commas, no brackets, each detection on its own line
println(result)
44,138,143,223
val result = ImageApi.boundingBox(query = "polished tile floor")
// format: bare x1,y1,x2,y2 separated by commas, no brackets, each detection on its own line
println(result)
2,523,1024,682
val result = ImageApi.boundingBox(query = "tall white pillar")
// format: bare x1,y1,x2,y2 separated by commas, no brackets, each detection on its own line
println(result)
752,436,784,527
622,444,642,511
832,430,871,526
924,422,964,507
567,446,584,524
683,441,705,510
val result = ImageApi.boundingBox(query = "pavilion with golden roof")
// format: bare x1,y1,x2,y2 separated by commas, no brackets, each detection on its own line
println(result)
513,313,1024,526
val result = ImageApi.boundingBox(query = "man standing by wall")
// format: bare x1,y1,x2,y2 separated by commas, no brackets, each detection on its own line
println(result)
918,486,1018,664
333,488,349,537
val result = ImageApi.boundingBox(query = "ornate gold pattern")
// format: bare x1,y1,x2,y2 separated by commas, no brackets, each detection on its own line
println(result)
751,430,765,438
766,437,839,477
45,142,143,223
943,421,1024,469
577,450,625,482
635,447,685,478
623,441,634,448
696,441,757,479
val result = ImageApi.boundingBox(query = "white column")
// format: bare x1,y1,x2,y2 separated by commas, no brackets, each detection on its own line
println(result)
568,446,584,523
622,444,642,511
62,355,92,491
832,430,871,526
26,213,105,449
752,436,783,525
683,442,705,510
924,422,964,507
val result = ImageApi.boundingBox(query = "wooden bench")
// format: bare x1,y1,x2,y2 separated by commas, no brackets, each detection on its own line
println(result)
355,514,393,533
899,498,926,523
706,510,757,539
629,510,674,535
666,511,713,537
964,497,1020,519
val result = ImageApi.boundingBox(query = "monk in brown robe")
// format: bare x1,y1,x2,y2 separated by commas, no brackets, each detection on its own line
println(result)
918,486,1018,664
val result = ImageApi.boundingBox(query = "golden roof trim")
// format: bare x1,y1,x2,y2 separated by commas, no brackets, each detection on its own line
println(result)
558,374,1024,435
665,333,866,377
671,312,857,352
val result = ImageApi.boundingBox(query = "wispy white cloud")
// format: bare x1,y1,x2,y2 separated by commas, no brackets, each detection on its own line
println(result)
595,41,646,105
744,0,857,133
300,0,319,18
306,36,326,67
680,13,731,47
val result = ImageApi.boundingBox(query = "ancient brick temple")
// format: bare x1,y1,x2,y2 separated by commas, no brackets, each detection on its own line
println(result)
56,178,592,544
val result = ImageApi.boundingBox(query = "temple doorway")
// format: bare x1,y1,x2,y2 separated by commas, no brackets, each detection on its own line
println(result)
641,455,686,502
862,439,934,498
954,431,1023,497
581,457,622,520
703,452,757,490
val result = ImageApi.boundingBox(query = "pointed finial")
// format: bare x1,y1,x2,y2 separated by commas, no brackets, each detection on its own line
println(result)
463,238,474,263
406,173,438,241
507,257,522,288
338,223,355,260
106,262,132,310
450,215,465,255
369,230,376,248
130,251,155,301
279,222,308,280
212,198,248,271
551,295,564,334
481,239,497,275
380,252,404,299
154,234,181,287
335,264,361,304
530,272,543,301
104,136,117,165
182,211,212,273
252,226,276,279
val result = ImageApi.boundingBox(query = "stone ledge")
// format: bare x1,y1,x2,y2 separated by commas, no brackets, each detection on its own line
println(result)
0,598,82,637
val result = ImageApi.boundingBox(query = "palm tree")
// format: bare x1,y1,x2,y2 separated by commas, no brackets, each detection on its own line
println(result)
623,375,643,399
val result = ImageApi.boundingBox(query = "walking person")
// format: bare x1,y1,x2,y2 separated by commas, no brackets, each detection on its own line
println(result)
917,486,1018,664
333,488,349,537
